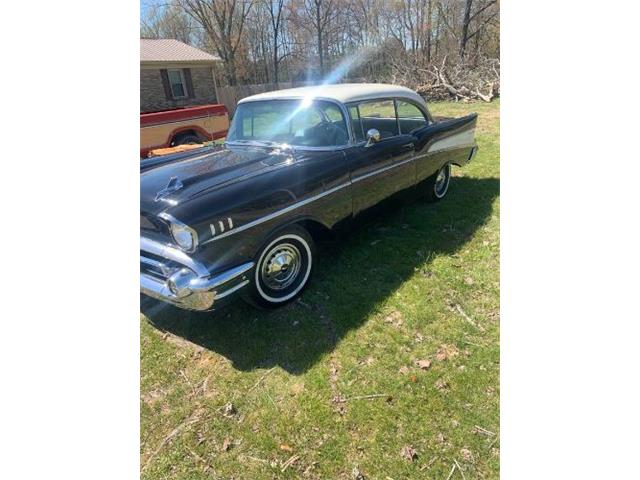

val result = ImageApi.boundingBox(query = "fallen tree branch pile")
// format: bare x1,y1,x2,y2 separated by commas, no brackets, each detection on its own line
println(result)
389,56,500,102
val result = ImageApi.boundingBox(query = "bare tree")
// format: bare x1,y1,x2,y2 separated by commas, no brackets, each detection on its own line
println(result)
302,0,336,77
179,0,254,85
141,0,500,99
458,0,498,60
141,4,195,44
264,0,287,85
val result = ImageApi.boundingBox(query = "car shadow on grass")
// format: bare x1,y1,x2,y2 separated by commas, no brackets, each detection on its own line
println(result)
141,176,499,374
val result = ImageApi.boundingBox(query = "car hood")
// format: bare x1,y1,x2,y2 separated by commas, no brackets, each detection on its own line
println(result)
140,144,295,216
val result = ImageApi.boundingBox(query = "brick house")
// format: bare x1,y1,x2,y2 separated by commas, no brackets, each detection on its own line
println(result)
140,39,220,113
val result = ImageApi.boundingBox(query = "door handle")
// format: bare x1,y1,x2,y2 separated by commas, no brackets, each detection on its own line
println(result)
401,142,415,151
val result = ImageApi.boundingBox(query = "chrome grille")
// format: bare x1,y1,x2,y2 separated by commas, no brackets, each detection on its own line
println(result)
140,251,181,280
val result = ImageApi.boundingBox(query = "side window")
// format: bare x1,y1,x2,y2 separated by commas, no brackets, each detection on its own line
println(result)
348,105,365,142
396,100,428,134
358,100,399,139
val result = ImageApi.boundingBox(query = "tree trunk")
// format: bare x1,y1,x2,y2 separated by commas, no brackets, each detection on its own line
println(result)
459,0,473,60
426,0,432,63
317,1,324,77
226,52,238,86
273,42,279,86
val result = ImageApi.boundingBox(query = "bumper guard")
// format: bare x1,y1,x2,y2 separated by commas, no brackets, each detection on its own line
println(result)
140,237,253,311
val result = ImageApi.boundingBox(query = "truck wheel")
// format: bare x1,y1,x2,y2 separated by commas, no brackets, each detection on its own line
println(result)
172,133,202,146
248,226,315,309
425,163,452,202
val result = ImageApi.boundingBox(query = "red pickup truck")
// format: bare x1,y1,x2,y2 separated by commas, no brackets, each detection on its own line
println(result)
140,103,229,158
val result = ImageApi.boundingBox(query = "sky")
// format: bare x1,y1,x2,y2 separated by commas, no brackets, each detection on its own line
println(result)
140,0,165,19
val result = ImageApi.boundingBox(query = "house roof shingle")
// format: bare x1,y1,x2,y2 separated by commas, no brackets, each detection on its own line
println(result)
140,39,220,64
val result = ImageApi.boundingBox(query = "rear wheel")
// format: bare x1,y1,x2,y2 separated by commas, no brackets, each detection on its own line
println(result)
424,163,452,202
248,226,315,309
172,133,202,146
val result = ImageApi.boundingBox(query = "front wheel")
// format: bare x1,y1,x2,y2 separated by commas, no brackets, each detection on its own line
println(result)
424,163,452,202
248,226,315,309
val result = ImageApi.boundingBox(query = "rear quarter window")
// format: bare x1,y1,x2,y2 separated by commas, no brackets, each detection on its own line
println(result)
396,100,428,134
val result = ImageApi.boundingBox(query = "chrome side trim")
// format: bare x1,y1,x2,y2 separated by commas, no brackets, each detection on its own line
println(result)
140,236,209,277
214,280,250,299
427,143,477,156
191,262,254,290
351,157,414,183
201,181,351,244
202,155,420,244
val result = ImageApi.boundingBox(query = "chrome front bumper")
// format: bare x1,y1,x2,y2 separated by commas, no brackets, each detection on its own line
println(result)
140,237,253,311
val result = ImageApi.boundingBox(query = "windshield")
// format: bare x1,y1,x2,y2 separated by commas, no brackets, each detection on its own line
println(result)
227,99,349,147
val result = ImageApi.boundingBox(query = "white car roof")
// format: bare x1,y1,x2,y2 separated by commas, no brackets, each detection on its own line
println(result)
238,83,427,107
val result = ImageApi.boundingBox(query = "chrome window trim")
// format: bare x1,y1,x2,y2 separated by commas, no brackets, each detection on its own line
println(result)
345,97,401,140
226,97,355,150
346,97,431,137
347,104,365,142
394,98,431,127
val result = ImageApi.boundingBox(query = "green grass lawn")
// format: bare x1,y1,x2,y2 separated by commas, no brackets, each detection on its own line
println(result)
141,100,500,479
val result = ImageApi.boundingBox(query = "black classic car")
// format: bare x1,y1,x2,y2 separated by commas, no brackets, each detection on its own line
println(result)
141,83,478,311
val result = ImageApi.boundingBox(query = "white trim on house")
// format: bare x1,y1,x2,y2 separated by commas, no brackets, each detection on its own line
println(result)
140,61,219,69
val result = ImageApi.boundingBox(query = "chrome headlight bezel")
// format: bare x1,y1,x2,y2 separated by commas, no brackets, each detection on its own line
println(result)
158,213,199,253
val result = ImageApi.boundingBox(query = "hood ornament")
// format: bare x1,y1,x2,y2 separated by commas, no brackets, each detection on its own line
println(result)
155,176,183,202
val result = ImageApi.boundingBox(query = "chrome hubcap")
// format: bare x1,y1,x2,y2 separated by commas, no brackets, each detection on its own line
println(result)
435,164,450,196
260,243,302,290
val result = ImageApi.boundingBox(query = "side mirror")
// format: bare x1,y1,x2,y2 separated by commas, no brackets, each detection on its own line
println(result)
365,128,381,147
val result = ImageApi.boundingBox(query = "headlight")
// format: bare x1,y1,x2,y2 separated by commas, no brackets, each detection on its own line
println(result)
170,223,197,251
159,213,199,252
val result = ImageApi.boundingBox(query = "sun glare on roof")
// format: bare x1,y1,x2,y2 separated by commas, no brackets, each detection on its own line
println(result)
262,47,375,137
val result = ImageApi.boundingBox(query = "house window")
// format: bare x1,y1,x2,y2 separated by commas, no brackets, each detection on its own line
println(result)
167,69,187,99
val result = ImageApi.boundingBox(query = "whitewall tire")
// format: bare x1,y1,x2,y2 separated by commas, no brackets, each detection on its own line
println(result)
425,163,452,202
248,226,315,308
